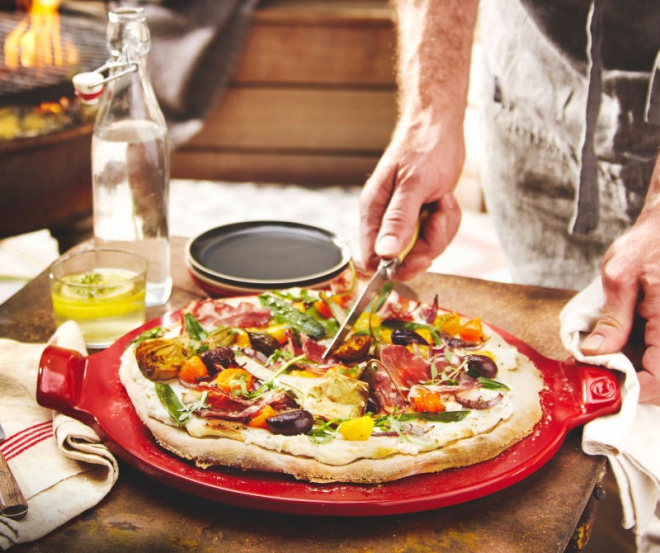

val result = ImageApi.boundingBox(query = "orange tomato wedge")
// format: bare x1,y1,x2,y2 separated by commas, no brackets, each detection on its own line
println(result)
248,404,278,429
411,387,446,413
178,355,208,383
439,313,461,336
313,299,333,319
459,317,486,342
216,368,254,394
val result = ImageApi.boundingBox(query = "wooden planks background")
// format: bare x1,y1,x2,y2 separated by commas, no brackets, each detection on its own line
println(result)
170,0,484,211
171,0,396,186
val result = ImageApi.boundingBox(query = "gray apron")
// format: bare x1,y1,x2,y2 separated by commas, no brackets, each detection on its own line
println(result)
479,0,660,290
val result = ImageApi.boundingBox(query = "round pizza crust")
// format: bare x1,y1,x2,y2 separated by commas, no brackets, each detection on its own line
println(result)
119,349,544,484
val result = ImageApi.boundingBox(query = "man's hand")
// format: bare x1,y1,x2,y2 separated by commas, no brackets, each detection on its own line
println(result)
359,120,464,280
581,212,660,405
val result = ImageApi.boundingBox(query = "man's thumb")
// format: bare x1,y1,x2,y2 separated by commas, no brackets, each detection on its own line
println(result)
581,313,632,355
375,234,402,259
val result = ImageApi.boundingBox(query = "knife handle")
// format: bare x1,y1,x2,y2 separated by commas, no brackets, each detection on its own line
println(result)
396,206,431,264
0,451,28,520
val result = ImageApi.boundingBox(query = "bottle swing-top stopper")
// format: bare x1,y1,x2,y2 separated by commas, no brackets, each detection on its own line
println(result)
72,61,137,105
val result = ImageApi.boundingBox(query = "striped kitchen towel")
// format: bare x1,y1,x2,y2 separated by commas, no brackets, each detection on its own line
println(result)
0,321,118,549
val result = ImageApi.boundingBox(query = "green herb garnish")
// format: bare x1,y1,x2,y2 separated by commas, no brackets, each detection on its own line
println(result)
308,419,341,444
184,313,208,341
130,326,165,347
376,411,469,428
256,353,309,394
155,383,208,425
78,272,102,285
259,293,325,340
371,281,394,313
477,378,510,391
67,272,106,298
395,411,470,423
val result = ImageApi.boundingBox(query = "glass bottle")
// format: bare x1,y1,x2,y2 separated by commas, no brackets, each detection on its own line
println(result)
91,7,171,306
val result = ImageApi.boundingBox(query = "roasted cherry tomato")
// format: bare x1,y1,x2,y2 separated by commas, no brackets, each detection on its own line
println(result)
178,355,208,383
248,404,278,429
412,387,446,413
333,335,372,362
247,331,279,356
338,416,374,441
439,313,461,336
459,317,486,343
215,368,253,395
313,299,334,319
261,323,290,345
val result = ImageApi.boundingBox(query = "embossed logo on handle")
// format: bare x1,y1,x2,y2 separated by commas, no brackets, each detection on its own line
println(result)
590,377,617,402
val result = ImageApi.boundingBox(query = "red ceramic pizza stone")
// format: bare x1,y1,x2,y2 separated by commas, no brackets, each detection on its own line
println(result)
37,312,621,517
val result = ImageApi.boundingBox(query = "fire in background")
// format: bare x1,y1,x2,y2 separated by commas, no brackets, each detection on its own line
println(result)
0,0,103,140
4,0,79,70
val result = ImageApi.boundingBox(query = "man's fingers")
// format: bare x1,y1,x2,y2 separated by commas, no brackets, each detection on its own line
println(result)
638,365,660,405
359,160,398,272
374,192,425,260
394,193,462,280
436,191,462,248
580,263,638,355
638,317,660,404
581,309,634,354
371,180,442,263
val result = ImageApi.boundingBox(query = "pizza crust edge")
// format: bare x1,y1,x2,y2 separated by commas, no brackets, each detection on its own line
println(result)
119,351,544,484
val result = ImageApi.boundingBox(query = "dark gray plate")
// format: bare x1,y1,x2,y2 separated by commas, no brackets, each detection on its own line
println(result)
186,221,352,290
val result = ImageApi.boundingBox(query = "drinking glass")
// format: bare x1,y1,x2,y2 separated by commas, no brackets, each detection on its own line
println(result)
49,248,148,348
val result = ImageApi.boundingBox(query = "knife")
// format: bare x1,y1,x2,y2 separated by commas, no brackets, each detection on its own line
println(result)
323,207,429,359
0,423,28,520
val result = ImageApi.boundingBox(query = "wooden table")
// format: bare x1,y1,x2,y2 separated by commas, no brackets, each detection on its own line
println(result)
2,237,605,552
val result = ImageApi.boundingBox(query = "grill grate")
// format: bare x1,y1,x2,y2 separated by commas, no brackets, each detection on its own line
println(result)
0,9,107,104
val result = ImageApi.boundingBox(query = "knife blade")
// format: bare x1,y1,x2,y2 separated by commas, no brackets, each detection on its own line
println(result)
0,423,28,520
323,207,429,359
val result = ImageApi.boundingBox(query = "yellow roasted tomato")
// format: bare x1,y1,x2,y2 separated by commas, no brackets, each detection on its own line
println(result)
338,416,375,441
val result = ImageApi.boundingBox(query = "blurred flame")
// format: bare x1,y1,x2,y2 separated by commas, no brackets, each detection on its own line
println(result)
38,95,69,114
4,0,79,70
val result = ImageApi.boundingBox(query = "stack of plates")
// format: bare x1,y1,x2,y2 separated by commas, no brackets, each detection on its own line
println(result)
185,221,353,296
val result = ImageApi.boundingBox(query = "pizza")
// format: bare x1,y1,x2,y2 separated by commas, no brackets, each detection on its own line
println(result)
118,276,544,484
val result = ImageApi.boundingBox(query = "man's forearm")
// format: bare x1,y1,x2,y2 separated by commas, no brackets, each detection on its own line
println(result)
392,0,480,126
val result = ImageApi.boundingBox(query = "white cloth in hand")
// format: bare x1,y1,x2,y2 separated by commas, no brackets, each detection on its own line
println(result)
560,277,660,550
0,321,118,549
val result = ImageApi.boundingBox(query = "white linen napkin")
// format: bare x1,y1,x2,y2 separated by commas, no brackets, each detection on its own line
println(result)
0,321,118,550
559,277,660,550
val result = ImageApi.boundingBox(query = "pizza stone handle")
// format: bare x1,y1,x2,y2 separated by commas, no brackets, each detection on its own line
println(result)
37,345,88,419
561,358,622,428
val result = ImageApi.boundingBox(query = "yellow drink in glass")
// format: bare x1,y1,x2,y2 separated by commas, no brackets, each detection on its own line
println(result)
49,249,148,348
